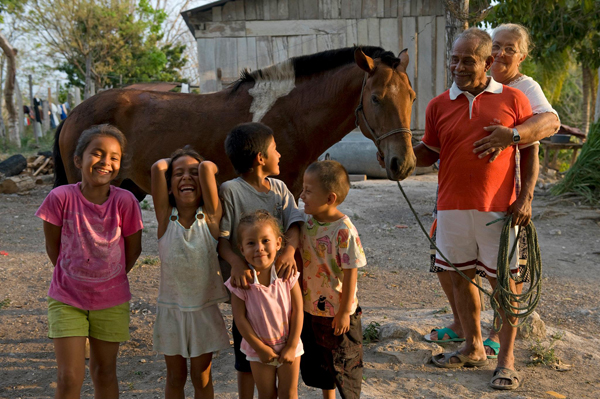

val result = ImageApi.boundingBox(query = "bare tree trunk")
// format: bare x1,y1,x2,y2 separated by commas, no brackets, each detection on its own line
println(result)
0,31,19,147
445,0,469,89
0,55,5,141
594,68,600,122
84,51,92,100
582,65,592,134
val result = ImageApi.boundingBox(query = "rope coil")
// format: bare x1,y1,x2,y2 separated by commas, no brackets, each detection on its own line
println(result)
396,181,543,332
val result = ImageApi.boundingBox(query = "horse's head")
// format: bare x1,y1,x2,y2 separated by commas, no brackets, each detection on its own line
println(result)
354,48,416,180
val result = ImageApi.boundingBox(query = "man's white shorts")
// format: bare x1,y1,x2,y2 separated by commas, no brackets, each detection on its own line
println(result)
435,210,519,278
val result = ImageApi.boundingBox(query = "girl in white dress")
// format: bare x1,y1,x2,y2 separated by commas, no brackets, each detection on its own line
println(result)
151,147,230,398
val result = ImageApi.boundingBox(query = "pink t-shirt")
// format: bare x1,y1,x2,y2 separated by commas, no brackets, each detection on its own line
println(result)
36,183,143,310
225,268,303,359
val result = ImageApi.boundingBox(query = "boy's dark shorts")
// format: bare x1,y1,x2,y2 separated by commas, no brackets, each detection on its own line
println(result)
232,320,252,372
300,308,363,398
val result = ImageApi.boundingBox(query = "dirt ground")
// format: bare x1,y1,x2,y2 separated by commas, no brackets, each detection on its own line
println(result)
1,174,599,399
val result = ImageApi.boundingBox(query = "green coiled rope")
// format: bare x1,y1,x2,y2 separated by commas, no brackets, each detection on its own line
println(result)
396,181,543,332
491,215,543,330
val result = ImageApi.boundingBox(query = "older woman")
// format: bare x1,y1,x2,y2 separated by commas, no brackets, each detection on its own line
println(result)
425,24,560,386
474,23,560,159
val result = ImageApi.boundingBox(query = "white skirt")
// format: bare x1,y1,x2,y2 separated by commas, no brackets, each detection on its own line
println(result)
153,304,230,358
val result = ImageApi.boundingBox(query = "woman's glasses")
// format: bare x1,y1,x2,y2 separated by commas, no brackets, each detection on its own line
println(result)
492,44,519,56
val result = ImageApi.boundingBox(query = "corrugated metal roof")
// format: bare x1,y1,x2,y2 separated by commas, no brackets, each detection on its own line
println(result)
181,0,234,36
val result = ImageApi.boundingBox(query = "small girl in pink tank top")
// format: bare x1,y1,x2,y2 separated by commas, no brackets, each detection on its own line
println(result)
225,210,304,399
36,124,143,398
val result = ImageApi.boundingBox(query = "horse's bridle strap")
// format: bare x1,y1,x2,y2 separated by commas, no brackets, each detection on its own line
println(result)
354,73,412,156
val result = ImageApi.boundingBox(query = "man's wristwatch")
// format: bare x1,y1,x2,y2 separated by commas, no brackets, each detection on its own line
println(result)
512,128,521,144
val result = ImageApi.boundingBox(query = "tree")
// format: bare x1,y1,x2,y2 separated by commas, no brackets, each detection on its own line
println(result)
25,0,187,95
0,0,26,147
487,0,600,133
442,1,493,88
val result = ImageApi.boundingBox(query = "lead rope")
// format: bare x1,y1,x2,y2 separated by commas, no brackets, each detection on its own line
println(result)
395,181,543,331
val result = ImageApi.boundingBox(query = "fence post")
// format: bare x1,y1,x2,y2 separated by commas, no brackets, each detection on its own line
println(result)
42,100,50,135
74,87,81,107
16,80,24,139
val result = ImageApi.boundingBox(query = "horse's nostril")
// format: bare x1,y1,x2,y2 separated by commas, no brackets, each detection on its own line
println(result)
390,157,400,172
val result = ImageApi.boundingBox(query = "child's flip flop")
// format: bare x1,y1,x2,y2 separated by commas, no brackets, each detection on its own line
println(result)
424,327,466,343
484,338,500,359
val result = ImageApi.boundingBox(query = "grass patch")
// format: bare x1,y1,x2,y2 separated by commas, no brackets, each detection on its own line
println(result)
137,256,159,267
528,332,564,366
528,339,558,366
551,121,600,204
433,306,450,314
140,199,152,211
0,298,10,309
363,321,381,344
1,130,54,159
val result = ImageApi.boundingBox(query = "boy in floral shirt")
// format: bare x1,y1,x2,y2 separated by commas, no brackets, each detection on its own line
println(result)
299,160,366,399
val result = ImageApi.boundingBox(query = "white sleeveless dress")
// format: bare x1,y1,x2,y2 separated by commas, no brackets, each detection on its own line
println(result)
153,207,230,358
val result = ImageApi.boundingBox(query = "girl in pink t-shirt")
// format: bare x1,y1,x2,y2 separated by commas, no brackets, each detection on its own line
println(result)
225,210,304,399
36,124,143,399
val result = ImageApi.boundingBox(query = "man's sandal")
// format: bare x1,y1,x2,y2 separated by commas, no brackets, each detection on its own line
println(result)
489,367,522,390
483,338,500,359
431,350,488,368
424,327,466,343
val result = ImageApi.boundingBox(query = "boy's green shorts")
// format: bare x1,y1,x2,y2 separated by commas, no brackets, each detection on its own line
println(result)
47,297,130,342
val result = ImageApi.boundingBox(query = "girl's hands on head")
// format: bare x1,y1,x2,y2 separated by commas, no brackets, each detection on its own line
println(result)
199,160,218,175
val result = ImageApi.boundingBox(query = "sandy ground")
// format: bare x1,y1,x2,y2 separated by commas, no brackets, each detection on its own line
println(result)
1,174,599,398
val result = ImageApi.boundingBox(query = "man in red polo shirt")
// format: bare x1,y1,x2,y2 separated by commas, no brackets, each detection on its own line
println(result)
415,28,535,390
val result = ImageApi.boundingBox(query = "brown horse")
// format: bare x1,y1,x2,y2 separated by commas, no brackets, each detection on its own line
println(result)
54,46,416,198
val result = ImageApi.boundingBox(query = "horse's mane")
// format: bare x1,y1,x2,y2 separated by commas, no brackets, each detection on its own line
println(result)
230,46,399,93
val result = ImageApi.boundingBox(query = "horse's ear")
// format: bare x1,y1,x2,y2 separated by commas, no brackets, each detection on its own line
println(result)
355,48,375,74
397,48,409,72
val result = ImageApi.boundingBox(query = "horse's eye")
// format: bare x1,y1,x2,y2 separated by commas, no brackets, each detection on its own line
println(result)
371,95,380,105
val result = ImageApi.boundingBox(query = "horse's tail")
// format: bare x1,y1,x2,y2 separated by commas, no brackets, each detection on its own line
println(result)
53,120,68,188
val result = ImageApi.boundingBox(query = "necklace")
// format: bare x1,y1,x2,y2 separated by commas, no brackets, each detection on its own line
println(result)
506,73,525,86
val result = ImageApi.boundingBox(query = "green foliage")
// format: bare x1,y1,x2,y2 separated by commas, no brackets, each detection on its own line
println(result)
138,256,159,266
0,298,10,309
363,321,381,344
528,339,558,366
0,0,25,22
486,0,600,109
551,122,600,203
2,129,54,156
27,0,187,89
140,199,152,210
487,0,600,68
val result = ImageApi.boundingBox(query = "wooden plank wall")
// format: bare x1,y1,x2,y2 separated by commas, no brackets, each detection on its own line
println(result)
189,0,447,130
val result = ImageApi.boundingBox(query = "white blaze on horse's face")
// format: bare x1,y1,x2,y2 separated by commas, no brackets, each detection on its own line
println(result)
248,60,296,122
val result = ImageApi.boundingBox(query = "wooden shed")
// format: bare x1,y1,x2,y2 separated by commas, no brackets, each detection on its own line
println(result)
182,0,448,131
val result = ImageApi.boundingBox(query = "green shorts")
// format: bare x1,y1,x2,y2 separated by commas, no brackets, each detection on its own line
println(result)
47,297,130,342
